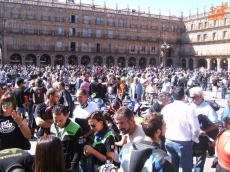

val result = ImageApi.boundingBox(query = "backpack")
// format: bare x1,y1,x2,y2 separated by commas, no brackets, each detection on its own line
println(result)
33,87,44,104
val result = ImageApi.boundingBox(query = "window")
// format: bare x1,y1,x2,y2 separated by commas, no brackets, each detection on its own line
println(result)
162,24,168,31
108,18,114,26
84,16,89,24
214,20,217,27
151,47,156,51
96,17,103,25
96,30,101,38
71,15,75,23
191,24,194,30
69,28,76,36
82,42,89,51
197,35,201,42
70,42,75,51
57,27,62,35
223,31,227,39
56,41,62,48
213,32,216,40
199,23,202,29
141,46,146,52
119,19,125,27
28,40,34,47
130,46,135,52
13,39,19,46
108,31,113,38
203,34,207,41
205,22,208,28
96,43,100,52
83,28,89,37
57,14,62,22
224,18,227,25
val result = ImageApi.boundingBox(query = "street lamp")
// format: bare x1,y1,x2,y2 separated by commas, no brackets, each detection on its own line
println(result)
161,41,170,69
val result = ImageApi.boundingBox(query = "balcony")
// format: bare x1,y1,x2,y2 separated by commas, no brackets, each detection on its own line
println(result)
41,15,51,21
11,13,21,19
55,17,64,22
107,21,115,27
141,25,148,29
118,23,127,28
26,14,36,20
82,19,91,24
130,24,138,28
95,20,103,25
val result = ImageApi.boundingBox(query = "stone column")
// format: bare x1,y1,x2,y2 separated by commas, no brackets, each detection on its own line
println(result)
193,58,198,69
146,57,150,67
136,57,139,69
206,58,211,70
103,55,106,66
78,54,81,66
91,55,94,66
51,54,55,67
21,52,25,66
64,53,68,67
114,56,117,67
228,58,230,73
186,58,189,69
217,58,221,71
125,57,128,68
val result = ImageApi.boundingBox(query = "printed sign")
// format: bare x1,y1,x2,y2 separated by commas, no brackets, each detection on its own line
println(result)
208,2,228,20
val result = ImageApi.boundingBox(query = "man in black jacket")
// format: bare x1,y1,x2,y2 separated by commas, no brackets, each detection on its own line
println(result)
119,112,175,172
50,104,83,171
89,74,102,98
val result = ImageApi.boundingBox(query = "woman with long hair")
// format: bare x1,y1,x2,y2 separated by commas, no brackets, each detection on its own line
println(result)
0,92,31,151
216,114,230,171
34,135,65,172
79,111,115,172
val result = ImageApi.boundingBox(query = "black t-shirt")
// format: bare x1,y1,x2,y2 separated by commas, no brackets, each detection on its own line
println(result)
34,103,53,137
0,148,34,172
12,88,25,108
149,101,164,113
0,116,25,151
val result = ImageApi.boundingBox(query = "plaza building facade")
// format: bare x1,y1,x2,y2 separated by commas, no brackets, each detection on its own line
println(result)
0,0,229,70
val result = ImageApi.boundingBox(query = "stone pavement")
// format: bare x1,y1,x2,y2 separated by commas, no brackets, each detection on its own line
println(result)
28,88,228,172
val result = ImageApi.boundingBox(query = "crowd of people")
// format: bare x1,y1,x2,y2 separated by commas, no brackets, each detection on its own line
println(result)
0,64,230,172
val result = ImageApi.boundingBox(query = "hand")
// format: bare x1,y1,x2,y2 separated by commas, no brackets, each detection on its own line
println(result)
84,145,95,156
199,130,206,136
11,110,23,126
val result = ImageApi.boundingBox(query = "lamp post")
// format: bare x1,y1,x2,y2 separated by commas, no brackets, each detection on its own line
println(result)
161,41,170,69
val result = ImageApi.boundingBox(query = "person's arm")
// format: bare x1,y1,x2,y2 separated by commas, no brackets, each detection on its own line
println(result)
35,117,53,128
188,108,200,143
84,135,115,163
115,135,127,147
71,127,84,170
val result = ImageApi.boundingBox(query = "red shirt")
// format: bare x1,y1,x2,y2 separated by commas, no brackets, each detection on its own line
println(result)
216,131,230,170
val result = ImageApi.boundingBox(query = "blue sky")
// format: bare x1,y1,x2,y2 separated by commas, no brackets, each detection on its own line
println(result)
76,0,227,17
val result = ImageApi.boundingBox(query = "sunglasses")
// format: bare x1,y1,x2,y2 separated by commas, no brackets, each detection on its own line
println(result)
2,101,13,106
89,124,96,128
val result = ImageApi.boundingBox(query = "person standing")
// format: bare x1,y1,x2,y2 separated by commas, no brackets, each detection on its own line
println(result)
129,77,143,103
50,104,83,170
12,78,26,115
119,112,175,172
189,87,219,172
161,87,200,172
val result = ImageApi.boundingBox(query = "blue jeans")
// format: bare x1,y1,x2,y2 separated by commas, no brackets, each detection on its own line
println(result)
221,88,227,99
194,152,206,172
16,107,26,116
165,139,193,172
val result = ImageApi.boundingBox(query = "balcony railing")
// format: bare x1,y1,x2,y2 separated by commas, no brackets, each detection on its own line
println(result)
107,21,116,27
7,45,159,55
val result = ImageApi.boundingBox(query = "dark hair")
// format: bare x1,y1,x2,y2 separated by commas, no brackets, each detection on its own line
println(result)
34,135,65,172
114,106,133,121
1,92,17,111
158,92,170,101
142,112,164,138
52,104,68,116
86,111,108,130
77,88,88,96
16,78,24,86
35,78,43,87
46,88,58,99
59,82,65,88
172,86,184,100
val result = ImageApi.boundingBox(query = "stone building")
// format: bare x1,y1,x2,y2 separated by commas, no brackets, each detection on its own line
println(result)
0,0,229,70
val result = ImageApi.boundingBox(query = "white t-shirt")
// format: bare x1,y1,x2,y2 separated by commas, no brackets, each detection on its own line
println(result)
126,124,145,143
72,102,98,119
